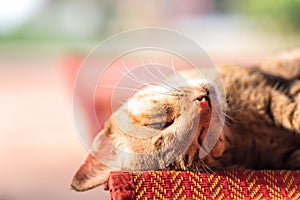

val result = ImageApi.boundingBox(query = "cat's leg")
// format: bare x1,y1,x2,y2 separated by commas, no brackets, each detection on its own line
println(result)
270,88,300,134
254,49,300,133
256,49,300,80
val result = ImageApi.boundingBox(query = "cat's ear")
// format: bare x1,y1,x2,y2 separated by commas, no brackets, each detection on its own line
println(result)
71,153,111,191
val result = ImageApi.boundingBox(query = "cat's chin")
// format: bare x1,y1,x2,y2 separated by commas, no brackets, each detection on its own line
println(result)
202,136,228,169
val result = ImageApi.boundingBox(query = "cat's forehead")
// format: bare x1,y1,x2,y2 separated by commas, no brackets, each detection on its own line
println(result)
176,69,212,89
187,78,209,88
132,69,214,97
133,78,211,100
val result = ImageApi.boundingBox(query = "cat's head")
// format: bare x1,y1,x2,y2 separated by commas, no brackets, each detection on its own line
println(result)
71,69,227,191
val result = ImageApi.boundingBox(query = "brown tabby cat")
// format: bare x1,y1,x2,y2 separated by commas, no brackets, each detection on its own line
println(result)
71,49,300,191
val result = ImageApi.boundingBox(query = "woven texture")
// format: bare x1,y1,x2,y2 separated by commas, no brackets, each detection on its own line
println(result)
106,170,300,200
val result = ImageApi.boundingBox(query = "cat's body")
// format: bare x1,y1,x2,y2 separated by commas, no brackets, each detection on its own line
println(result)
71,49,300,191
212,64,300,170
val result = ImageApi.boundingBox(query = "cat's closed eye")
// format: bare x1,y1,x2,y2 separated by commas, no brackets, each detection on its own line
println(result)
147,120,174,130
127,89,181,129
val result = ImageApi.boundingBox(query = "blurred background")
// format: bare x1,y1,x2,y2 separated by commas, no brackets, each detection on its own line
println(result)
1,0,300,199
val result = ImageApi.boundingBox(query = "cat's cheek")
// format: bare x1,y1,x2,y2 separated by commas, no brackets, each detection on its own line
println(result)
201,134,227,168
211,135,226,159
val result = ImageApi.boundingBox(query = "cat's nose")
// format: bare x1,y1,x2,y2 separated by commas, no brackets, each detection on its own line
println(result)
193,87,211,108
196,95,210,107
194,94,211,115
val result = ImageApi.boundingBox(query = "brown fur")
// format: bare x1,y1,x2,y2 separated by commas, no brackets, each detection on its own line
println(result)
71,49,300,191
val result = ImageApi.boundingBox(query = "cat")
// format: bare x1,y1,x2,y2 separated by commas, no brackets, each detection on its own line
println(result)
71,49,300,191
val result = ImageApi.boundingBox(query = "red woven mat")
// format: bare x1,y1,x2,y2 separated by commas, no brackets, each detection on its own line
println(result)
105,170,300,200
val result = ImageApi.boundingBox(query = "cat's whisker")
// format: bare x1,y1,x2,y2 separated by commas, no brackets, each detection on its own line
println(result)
156,63,169,79
168,61,184,89
223,111,238,121
143,64,158,80
147,56,157,66
223,113,238,126
144,57,176,90
140,58,163,81
101,85,174,98
200,160,215,174
101,84,142,92
199,160,209,173
155,66,180,91
171,59,177,75
146,89,175,96
133,57,180,92
124,71,147,86
160,72,186,91
137,59,149,81
117,68,144,85
225,105,242,112
163,81,180,90
146,57,169,79
152,78,177,93
117,71,148,88
121,61,147,85
117,67,129,76
159,82,177,92
121,61,177,94
124,72,148,85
